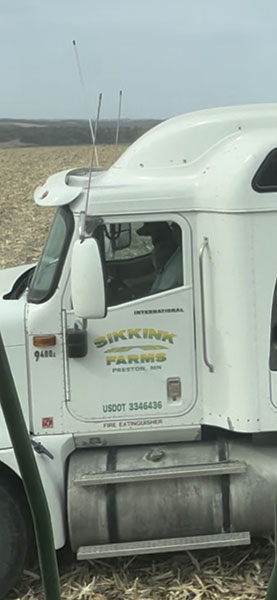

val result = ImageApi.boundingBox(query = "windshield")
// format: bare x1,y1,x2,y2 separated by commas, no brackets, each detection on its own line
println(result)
28,207,74,304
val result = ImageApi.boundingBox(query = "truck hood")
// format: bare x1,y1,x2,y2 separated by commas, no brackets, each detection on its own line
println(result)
0,293,26,347
0,265,33,347
0,264,34,297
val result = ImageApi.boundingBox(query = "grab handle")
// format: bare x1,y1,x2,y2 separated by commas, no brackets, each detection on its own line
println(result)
199,238,214,373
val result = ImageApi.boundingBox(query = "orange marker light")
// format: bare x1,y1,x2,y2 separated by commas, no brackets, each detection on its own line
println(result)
33,335,56,347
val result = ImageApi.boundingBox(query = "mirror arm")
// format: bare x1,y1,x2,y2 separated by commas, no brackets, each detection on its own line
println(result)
79,214,104,240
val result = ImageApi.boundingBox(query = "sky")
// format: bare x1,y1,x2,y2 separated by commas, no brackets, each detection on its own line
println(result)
1,0,277,120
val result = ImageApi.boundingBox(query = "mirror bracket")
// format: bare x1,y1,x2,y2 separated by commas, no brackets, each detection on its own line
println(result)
79,213,104,240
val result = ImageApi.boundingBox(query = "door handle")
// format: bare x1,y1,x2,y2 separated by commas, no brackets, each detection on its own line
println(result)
199,238,214,373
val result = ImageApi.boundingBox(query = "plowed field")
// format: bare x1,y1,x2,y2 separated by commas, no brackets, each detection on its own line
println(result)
0,144,124,270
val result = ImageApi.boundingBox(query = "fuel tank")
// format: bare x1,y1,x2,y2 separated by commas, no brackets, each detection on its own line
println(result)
67,440,276,552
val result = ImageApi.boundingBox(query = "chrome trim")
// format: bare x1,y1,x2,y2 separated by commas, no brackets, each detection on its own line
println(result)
199,237,214,372
77,532,251,559
73,460,246,486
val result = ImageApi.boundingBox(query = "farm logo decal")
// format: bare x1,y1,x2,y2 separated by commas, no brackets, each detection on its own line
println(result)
94,327,176,373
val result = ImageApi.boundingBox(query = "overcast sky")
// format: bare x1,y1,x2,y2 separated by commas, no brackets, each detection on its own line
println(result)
1,0,277,120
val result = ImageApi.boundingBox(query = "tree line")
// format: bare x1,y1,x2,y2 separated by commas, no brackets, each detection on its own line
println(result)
0,120,161,146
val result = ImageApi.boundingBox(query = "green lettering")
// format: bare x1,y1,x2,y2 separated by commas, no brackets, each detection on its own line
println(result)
94,336,107,348
112,330,127,342
161,331,175,344
140,353,155,363
156,352,167,362
116,355,127,365
106,355,116,365
127,328,141,339
128,354,140,364
148,329,162,340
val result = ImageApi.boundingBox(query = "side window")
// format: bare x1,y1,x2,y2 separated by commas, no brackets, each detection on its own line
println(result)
252,149,277,193
94,221,183,306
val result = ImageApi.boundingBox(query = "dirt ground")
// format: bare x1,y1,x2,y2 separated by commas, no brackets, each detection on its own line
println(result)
1,145,274,599
11,541,274,600
0,144,125,270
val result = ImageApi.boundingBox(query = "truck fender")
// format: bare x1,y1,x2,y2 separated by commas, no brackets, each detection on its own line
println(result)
0,434,74,549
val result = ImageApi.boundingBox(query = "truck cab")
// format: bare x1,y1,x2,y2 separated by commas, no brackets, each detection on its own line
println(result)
2,103,277,597
19,103,277,442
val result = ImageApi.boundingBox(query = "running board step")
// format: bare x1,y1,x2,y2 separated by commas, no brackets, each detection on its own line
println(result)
74,460,246,486
77,532,251,560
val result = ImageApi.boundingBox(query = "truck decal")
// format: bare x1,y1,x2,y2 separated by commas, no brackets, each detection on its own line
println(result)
104,344,167,352
102,401,163,413
42,417,54,428
93,327,176,371
103,418,163,429
34,349,56,361
94,328,176,348
106,352,167,367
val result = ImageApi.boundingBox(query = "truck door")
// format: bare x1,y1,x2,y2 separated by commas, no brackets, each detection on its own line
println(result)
65,215,197,426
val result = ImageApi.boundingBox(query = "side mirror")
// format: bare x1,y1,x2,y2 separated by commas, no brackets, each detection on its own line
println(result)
71,238,106,319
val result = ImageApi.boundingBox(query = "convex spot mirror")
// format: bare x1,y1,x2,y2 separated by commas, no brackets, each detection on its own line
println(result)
105,223,131,252
71,238,106,319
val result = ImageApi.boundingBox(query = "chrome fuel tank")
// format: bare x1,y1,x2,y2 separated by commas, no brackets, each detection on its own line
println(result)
67,440,276,552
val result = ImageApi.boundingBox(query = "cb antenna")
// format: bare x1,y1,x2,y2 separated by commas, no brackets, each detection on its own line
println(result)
72,40,99,167
93,92,102,162
115,89,123,145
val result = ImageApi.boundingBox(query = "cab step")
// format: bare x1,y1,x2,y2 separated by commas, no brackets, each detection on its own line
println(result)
74,460,246,487
77,531,251,559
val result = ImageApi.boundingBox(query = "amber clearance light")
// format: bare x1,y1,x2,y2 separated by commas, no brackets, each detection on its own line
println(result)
33,335,56,347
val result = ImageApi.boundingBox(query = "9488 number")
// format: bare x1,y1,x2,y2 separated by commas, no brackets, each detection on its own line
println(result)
129,401,162,411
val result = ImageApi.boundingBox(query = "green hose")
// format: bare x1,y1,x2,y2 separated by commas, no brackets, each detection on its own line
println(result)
265,492,277,600
0,333,60,600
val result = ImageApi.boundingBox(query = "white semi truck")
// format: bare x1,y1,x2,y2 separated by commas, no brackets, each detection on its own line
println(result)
1,103,277,596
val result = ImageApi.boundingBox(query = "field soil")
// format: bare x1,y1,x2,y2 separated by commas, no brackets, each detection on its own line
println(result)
0,144,125,270
0,145,274,599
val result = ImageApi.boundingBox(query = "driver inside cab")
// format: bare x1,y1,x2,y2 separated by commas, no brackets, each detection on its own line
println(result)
94,220,183,306
137,222,183,294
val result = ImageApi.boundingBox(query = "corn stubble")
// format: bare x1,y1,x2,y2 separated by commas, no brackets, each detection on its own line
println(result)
9,540,273,600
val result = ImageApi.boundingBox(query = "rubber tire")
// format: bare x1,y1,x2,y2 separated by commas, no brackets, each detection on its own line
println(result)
0,477,31,599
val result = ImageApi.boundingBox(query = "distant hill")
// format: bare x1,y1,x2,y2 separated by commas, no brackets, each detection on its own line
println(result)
0,118,162,147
